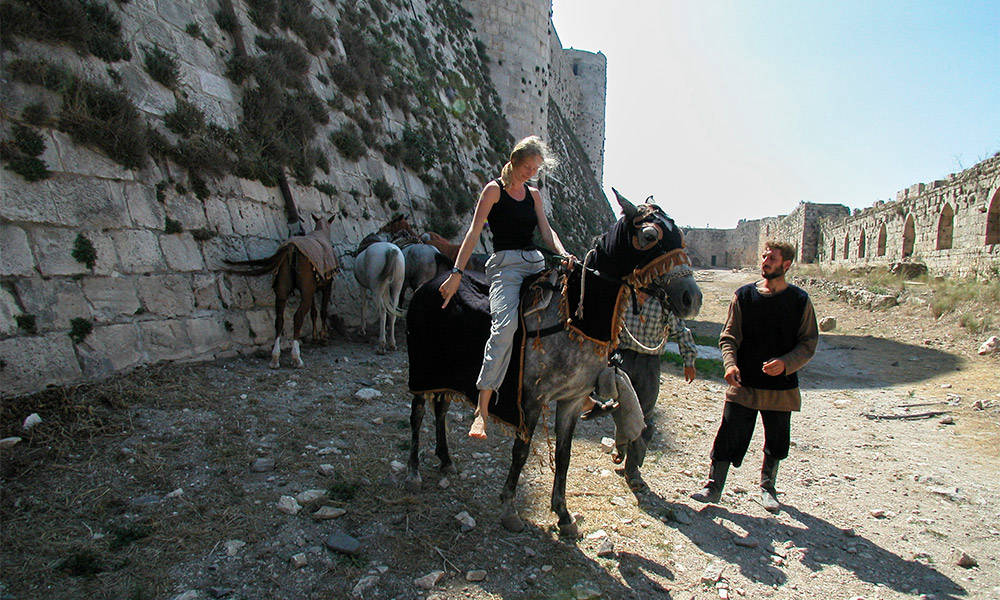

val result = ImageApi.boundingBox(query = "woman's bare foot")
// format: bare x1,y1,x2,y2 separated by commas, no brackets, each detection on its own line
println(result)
468,413,487,439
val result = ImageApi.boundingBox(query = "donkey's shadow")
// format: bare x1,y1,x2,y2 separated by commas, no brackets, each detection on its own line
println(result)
632,489,966,598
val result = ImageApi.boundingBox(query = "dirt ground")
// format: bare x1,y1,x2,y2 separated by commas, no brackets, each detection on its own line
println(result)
1,268,998,600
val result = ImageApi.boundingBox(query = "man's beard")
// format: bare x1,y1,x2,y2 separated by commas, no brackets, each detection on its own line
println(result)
762,265,785,280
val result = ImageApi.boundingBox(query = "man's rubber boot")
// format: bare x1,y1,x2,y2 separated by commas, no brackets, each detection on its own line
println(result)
690,461,730,503
760,456,781,513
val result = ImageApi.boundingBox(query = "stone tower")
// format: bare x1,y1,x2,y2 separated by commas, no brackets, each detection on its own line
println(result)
462,0,551,142
560,48,606,185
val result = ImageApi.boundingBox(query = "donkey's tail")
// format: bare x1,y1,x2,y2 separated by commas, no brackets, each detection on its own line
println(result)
223,248,287,276
379,246,406,318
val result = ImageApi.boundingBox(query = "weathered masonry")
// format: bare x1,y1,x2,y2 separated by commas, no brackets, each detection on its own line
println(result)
818,155,1000,278
683,154,1000,279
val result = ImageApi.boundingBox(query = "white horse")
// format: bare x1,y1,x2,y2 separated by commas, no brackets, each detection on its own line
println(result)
353,241,405,354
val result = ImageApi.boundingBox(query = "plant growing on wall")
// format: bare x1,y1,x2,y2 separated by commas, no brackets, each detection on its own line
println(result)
71,233,97,269
69,318,93,344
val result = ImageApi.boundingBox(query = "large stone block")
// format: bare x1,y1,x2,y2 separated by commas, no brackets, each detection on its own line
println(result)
290,185,326,217
14,277,90,330
0,333,83,398
82,230,119,276
0,173,59,224
197,69,234,102
203,197,235,235
245,308,274,344
164,192,208,230
244,237,281,262
201,235,247,270
112,229,165,273
76,323,142,379
139,318,191,362
121,62,174,116
228,199,271,237
0,285,20,336
1,224,34,276
247,274,275,307
238,178,282,206
218,274,255,310
28,226,88,276
122,181,165,229
137,273,195,317
82,277,141,322
185,316,229,356
50,130,135,181
160,232,205,271
48,175,130,228
192,273,221,309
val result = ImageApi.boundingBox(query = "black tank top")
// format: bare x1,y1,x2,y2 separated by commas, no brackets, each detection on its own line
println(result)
487,179,538,251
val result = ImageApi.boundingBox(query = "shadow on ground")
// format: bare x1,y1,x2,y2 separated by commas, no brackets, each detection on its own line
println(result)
631,489,966,599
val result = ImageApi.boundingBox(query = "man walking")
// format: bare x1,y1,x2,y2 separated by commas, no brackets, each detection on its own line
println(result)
691,241,818,512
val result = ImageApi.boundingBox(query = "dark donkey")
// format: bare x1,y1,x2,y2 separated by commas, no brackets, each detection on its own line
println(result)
405,191,703,536
224,215,340,368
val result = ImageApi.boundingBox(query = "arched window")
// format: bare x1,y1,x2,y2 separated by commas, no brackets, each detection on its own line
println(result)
936,203,954,250
987,190,1000,245
858,228,866,258
830,239,836,261
843,233,849,259
876,222,887,256
902,214,915,258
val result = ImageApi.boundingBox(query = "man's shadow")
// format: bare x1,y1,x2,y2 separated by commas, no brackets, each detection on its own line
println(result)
631,489,966,598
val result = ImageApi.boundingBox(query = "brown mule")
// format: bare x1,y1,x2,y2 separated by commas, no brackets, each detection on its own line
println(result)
224,215,340,368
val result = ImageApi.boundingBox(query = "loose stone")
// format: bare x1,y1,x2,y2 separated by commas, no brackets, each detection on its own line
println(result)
252,458,275,472
414,570,445,589
312,506,346,520
324,530,362,555
466,569,487,581
290,553,307,568
277,496,301,514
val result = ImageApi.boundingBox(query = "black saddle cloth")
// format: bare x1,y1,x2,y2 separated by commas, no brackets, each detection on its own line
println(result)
407,269,549,430
563,266,624,345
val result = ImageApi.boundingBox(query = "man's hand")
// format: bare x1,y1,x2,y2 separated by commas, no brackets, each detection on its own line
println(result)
684,366,696,383
762,359,786,376
724,365,741,388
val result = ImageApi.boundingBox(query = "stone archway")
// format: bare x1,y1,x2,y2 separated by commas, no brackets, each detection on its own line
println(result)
858,227,866,258
843,232,849,259
830,239,836,262
987,189,1000,246
902,214,915,258
877,222,887,256
936,203,954,250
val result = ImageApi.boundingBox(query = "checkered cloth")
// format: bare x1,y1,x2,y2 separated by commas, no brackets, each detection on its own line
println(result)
617,293,698,366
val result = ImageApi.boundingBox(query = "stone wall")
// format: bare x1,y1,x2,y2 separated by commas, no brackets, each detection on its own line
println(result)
551,47,606,186
0,0,612,398
683,219,762,268
817,155,1000,278
462,0,550,143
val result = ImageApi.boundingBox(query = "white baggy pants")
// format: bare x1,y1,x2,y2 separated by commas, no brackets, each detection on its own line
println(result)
475,249,545,391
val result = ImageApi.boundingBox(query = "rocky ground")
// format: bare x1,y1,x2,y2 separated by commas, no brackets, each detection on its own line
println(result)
1,268,998,600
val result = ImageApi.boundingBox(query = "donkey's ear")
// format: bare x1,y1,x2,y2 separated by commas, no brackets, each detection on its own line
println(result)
613,188,638,221
645,195,654,204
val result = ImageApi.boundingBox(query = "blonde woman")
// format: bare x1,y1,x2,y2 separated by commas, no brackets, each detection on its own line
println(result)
439,136,574,439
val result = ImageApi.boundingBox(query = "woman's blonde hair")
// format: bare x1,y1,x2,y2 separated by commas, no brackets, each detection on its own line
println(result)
499,135,558,186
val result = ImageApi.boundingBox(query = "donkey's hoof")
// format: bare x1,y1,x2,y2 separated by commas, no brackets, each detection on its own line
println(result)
439,462,457,475
269,358,280,369
501,512,525,532
404,474,422,492
558,519,579,539
375,345,387,356
294,360,305,368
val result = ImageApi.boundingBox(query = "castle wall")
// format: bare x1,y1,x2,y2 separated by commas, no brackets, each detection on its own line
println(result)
684,219,762,268
462,0,550,143
817,155,1000,278
1,0,612,398
554,48,606,185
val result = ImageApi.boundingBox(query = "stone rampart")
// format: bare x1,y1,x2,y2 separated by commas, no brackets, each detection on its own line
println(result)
0,0,612,397
817,155,1000,278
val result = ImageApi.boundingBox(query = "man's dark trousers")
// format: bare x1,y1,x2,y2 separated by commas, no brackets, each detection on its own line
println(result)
709,400,790,468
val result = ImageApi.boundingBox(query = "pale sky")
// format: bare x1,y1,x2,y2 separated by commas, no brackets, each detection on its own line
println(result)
550,0,1000,228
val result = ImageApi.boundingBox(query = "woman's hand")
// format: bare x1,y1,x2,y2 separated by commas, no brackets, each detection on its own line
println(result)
561,254,577,271
439,273,462,308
